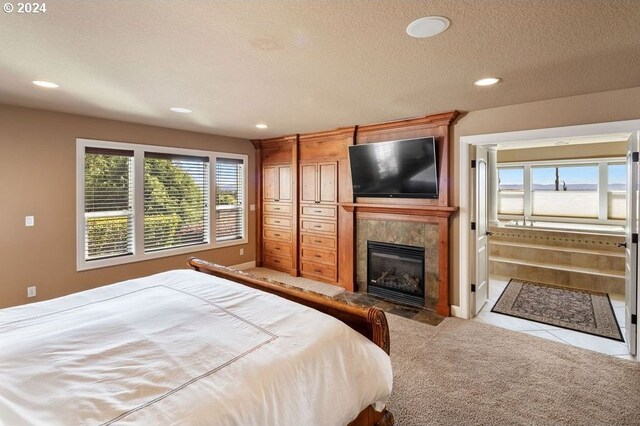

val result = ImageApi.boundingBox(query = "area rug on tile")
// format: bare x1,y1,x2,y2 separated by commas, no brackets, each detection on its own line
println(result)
243,267,344,297
385,314,640,426
491,279,622,341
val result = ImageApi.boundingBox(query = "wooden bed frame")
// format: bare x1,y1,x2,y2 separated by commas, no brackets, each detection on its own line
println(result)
188,258,394,426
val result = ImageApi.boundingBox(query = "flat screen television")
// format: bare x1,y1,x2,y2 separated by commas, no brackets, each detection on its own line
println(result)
348,137,438,198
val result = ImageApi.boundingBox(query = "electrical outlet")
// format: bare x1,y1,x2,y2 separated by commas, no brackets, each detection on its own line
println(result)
27,286,36,298
25,216,35,227
250,204,256,212
240,248,244,256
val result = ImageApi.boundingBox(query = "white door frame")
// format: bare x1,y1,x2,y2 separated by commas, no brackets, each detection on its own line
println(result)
458,119,640,321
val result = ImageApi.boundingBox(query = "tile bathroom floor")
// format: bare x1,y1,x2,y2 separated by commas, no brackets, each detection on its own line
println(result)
474,276,632,359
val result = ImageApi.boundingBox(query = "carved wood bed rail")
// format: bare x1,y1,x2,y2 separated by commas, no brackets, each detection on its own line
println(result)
188,257,390,355
187,258,394,426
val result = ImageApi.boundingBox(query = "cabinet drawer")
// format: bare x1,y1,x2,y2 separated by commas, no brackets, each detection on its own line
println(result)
264,228,292,242
264,254,292,270
301,205,337,219
301,233,336,249
264,203,292,215
301,219,336,234
264,215,292,228
264,240,292,258
301,247,335,265
301,260,336,281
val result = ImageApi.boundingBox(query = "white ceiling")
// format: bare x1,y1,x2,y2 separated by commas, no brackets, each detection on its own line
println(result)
496,133,630,150
1,1,639,139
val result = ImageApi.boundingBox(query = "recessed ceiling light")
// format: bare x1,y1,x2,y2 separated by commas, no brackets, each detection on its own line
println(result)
474,77,501,86
256,123,268,129
406,16,450,38
32,80,59,89
170,107,192,113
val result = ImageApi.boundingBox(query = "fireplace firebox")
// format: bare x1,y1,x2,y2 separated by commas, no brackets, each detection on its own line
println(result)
367,241,425,307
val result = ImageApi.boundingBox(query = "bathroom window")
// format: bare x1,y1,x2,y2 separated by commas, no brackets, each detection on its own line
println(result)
531,165,598,218
497,159,626,223
608,163,626,219
498,167,524,215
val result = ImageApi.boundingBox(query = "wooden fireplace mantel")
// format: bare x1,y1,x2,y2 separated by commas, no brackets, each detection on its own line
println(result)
340,203,458,218
341,202,458,317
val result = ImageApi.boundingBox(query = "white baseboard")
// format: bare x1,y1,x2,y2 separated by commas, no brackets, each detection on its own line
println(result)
230,261,256,271
450,305,464,318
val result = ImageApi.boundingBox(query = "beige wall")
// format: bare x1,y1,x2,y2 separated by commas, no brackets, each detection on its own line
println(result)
0,105,256,308
450,86,640,306
497,141,626,163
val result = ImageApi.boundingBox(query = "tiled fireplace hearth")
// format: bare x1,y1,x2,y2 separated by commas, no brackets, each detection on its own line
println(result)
357,219,440,311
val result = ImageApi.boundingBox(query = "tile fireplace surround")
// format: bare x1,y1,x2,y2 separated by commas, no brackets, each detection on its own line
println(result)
356,219,440,311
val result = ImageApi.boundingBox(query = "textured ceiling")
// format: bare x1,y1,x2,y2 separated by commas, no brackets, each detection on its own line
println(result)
1,1,639,139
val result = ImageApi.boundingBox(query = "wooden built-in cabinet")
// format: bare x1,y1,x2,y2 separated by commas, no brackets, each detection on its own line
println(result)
262,164,294,273
299,162,338,283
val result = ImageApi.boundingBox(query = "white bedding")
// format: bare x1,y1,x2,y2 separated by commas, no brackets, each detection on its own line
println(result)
0,269,392,425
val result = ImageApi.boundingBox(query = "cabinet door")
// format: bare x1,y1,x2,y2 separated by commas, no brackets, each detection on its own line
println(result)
318,162,337,204
263,166,277,201
277,165,292,202
300,163,318,203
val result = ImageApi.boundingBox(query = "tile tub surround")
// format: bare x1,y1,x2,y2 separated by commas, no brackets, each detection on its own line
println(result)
356,219,440,311
489,226,625,294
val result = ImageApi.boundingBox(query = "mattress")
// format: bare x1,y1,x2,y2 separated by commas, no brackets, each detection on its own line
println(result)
0,269,392,425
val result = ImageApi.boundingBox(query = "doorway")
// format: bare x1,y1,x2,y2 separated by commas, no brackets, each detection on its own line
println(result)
460,120,640,360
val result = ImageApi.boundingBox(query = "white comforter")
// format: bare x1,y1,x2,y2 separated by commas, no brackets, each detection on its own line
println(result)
0,269,392,426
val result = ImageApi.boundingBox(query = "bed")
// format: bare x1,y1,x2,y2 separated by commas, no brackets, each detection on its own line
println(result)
0,258,394,425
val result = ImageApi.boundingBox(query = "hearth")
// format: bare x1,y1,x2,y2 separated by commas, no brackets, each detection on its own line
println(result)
367,241,425,307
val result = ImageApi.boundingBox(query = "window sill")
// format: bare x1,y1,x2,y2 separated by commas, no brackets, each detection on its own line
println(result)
77,240,247,271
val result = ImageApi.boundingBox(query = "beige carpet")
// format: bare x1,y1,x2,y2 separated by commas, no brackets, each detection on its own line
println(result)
244,267,345,297
386,314,640,425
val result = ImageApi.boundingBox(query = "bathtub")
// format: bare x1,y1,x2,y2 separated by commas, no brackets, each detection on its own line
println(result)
503,220,624,235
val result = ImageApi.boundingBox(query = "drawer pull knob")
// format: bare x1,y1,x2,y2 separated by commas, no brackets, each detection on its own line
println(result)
314,269,322,273
274,208,280,210
314,225,322,228
314,210,322,213
274,259,280,263
274,234,281,237
314,240,322,243
314,254,322,258
274,221,280,223
275,247,280,250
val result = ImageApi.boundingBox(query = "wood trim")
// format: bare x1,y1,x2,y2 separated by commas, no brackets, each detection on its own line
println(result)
292,135,299,276
188,258,390,355
255,146,263,267
341,203,458,218
251,135,297,150
437,216,451,317
356,111,459,134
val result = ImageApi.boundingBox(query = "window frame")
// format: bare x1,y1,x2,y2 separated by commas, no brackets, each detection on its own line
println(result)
497,157,625,226
76,138,248,271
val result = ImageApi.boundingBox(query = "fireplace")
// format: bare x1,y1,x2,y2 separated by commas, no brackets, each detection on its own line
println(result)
367,241,425,307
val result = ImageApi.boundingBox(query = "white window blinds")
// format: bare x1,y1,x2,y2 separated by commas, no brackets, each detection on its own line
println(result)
216,157,245,242
84,147,134,260
144,152,210,252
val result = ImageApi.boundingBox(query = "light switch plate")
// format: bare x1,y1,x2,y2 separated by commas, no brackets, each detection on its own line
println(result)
250,204,256,211
27,286,36,298
25,216,35,227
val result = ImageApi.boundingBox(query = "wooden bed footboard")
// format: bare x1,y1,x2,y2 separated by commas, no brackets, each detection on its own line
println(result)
188,258,390,355
187,258,394,426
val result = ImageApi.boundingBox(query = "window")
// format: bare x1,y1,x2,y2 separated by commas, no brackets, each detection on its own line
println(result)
215,157,245,242
84,148,134,260
497,159,626,223
77,139,247,271
608,163,626,219
532,165,598,218
498,167,524,215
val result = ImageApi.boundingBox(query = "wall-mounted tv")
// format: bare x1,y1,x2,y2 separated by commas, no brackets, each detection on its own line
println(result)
348,137,438,199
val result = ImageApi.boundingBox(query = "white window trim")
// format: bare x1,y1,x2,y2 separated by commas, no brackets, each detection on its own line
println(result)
497,156,625,225
76,138,248,271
